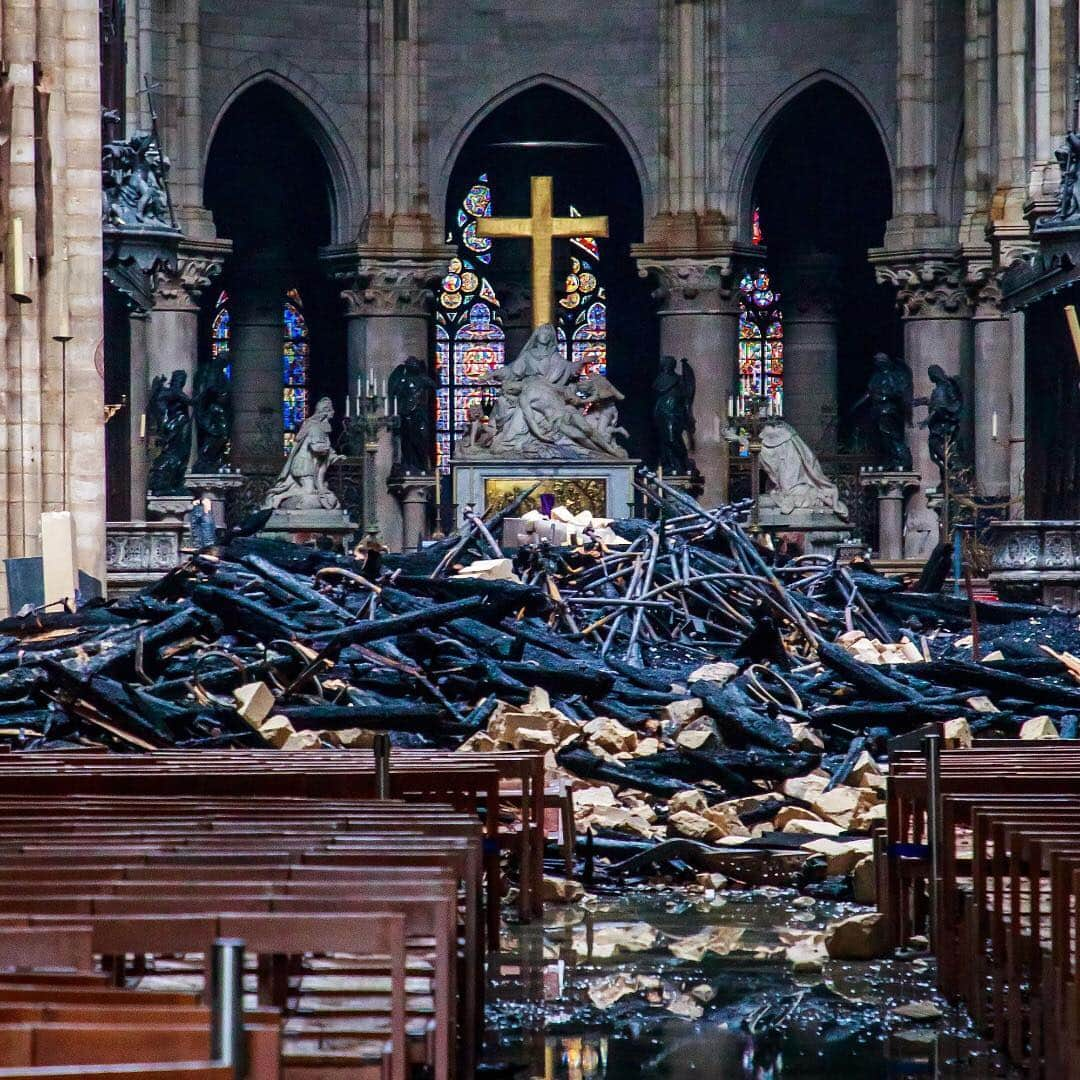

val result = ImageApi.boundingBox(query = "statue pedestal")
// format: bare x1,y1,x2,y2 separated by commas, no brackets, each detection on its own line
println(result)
450,458,639,524
860,469,921,561
756,497,852,557
146,495,191,524
388,472,435,552
261,508,356,548
105,520,187,595
184,472,245,529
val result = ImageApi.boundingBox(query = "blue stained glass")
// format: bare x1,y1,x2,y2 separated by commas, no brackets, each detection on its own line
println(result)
436,177,505,472
282,296,310,454
738,261,783,409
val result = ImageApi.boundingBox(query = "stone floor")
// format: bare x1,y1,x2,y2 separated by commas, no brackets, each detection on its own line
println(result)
480,886,1012,1079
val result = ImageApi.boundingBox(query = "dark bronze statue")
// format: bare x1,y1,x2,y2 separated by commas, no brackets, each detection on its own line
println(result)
1046,130,1080,224
852,353,913,471
915,364,964,483
147,370,192,495
101,130,173,229
389,356,436,473
651,355,696,474
192,362,231,473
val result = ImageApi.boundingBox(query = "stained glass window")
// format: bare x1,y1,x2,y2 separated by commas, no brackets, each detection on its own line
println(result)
209,288,310,455
436,176,505,472
738,269,783,407
211,291,231,378
558,210,606,377
282,289,310,453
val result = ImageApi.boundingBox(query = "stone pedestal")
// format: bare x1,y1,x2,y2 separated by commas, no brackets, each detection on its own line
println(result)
261,509,356,548
755,499,852,558
451,459,639,524
860,469,921,560
635,257,741,506
184,471,245,529
388,473,435,552
146,495,192,524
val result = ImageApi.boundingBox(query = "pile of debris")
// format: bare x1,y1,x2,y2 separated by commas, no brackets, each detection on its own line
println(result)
1,479,1078,916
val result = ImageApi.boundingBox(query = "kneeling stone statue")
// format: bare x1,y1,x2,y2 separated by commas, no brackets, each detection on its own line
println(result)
726,419,849,521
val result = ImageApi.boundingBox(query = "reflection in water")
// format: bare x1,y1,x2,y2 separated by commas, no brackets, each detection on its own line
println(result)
545,1035,608,1080
482,889,998,1079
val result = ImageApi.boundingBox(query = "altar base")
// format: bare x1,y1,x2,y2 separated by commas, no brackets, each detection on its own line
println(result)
450,458,640,523
756,497,852,558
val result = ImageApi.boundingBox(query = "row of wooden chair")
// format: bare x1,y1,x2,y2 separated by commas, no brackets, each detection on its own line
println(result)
0,748,547,1078
882,739,1080,1077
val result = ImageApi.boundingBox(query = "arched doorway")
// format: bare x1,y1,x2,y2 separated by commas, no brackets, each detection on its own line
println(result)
438,84,652,470
203,81,344,480
749,82,896,461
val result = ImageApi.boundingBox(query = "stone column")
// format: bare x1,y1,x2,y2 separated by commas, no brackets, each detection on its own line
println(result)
874,257,973,557
338,259,441,551
969,276,1011,501
229,253,288,477
775,252,841,456
146,250,222,477
637,258,739,506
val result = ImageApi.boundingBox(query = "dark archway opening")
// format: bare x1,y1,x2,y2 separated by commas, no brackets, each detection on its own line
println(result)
753,82,897,451
203,82,344,472
446,84,655,459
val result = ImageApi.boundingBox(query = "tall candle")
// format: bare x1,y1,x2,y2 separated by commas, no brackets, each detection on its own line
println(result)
992,411,998,439
139,413,146,439
344,395,350,419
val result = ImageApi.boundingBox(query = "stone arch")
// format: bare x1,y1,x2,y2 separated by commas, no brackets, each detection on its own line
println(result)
205,60,361,244
437,73,652,221
731,70,895,244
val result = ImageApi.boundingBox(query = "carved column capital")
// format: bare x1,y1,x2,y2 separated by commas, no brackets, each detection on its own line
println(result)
149,247,226,312
334,257,444,319
871,253,971,318
636,256,740,315
964,263,1007,319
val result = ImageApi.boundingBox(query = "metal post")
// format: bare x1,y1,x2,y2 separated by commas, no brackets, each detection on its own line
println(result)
210,937,247,1079
923,733,943,950
374,731,391,799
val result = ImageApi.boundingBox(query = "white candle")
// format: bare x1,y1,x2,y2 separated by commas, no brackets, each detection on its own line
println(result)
345,395,350,418
727,394,734,418
139,413,146,438
357,376,362,401
992,411,998,439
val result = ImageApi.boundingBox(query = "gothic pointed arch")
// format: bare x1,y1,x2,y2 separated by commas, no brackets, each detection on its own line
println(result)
205,61,359,243
732,71,895,244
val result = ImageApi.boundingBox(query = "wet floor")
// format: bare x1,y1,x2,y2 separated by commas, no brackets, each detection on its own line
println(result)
481,886,1012,1079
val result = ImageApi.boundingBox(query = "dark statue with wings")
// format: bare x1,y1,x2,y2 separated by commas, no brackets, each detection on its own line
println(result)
147,370,192,495
652,355,696,474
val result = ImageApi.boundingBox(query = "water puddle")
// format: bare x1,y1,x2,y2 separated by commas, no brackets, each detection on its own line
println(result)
481,887,1008,1078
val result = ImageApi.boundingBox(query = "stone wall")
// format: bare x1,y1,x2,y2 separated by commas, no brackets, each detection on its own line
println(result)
0,0,105,615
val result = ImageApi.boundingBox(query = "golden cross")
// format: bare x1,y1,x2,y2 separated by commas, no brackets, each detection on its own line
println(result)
476,176,608,330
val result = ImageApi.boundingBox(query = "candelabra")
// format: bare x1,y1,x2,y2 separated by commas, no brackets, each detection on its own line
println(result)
727,392,781,534
341,373,398,543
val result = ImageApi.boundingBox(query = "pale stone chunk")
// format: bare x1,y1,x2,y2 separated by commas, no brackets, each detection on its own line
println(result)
824,912,889,959
687,662,739,685
583,716,638,754
1020,715,1059,740
783,817,845,837
542,876,584,903
800,837,874,876
258,714,296,749
852,855,877,904
233,681,275,726
668,789,708,815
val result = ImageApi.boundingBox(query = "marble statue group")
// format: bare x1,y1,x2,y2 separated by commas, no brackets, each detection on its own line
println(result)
460,323,628,461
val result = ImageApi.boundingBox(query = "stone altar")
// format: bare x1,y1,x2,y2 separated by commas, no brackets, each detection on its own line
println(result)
451,322,636,524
